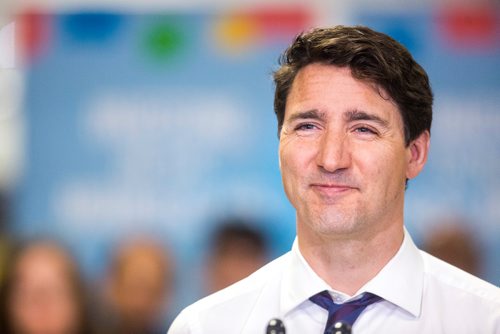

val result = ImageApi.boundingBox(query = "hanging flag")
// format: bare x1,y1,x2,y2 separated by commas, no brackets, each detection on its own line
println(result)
16,10,52,66
60,12,124,44
213,6,313,55
436,4,499,51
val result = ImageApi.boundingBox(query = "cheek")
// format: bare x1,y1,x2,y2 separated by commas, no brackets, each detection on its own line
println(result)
280,136,318,168
280,145,308,185
279,143,310,204
279,151,297,191
355,145,407,184
279,141,295,178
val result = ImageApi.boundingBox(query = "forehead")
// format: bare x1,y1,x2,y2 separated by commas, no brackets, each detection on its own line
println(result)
286,63,398,120
15,246,71,282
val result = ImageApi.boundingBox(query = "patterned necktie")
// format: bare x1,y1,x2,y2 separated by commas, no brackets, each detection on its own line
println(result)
309,290,382,333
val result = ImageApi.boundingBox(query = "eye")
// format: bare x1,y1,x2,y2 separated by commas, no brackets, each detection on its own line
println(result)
295,123,318,131
354,126,376,134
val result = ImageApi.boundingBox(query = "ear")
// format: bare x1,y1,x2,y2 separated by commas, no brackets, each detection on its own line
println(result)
406,130,430,179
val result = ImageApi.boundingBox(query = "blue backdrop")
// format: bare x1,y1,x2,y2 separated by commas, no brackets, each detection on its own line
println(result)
11,8,500,312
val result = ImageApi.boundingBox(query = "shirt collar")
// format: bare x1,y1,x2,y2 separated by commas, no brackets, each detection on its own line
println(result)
280,238,332,317
358,228,424,317
280,228,424,318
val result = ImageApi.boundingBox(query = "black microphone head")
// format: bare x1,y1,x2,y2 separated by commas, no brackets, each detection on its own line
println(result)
266,318,286,334
327,321,352,334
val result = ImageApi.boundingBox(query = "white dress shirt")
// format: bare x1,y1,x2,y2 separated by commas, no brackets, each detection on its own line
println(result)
168,230,500,333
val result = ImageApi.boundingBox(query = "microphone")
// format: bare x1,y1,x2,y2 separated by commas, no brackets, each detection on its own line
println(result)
327,321,352,334
266,318,286,334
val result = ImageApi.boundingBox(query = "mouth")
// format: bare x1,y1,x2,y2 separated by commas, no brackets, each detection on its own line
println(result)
309,183,357,196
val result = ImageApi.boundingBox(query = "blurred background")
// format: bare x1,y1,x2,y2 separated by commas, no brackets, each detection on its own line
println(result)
0,0,499,332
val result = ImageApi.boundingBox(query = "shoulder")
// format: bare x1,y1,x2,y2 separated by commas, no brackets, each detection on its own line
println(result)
420,250,500,306
168,252,290,334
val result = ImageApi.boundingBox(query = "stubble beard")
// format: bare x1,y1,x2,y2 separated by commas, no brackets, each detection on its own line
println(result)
298,200,369,238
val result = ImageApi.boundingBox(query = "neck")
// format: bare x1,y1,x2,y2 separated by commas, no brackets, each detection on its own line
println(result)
297,221,404,296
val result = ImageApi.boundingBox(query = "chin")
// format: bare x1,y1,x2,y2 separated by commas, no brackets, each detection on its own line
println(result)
306,209,362,236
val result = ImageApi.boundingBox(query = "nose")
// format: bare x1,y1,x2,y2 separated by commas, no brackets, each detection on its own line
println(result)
316,128,351,173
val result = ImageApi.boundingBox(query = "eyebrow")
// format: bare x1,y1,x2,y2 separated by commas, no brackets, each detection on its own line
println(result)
286,109,326,123
344,110,389,128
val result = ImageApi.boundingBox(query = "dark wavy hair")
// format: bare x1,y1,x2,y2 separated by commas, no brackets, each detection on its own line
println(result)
273,25,433,145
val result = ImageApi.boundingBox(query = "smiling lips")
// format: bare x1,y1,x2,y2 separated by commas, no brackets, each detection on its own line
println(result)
310,183,357,196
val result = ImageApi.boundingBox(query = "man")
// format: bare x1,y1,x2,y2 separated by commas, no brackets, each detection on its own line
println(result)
168,26,500,333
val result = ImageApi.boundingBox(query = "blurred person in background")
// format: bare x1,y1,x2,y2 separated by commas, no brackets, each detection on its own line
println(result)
205,219,268,294
101,237,174,334
423,217,482,277
0,193,10,288
0,239,92,334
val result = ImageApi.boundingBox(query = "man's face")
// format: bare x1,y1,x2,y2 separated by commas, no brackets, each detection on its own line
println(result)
279,64,427,238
